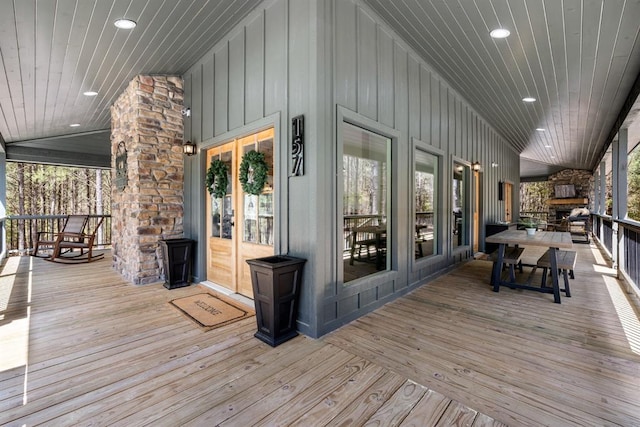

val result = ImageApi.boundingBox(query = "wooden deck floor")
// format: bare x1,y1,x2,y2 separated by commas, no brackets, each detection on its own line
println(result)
1,242,639,426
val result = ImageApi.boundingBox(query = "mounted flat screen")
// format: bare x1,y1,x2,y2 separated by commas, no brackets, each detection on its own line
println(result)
555,184,576,198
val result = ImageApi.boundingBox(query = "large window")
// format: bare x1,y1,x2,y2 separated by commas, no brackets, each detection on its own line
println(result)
342,122,391,282
452,162,468,248
414,148,439,259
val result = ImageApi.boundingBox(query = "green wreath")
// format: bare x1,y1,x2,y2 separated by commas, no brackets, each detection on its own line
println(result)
205,159,229,198
239,150,268,195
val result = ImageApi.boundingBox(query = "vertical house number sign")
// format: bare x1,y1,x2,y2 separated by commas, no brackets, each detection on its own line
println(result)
291,115,304,176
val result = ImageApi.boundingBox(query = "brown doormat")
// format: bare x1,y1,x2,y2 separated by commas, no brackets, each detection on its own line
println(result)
169,293,254,331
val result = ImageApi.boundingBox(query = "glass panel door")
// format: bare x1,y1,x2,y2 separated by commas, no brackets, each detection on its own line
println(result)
236,129,275,297
206,142,235,290
205,128,275,298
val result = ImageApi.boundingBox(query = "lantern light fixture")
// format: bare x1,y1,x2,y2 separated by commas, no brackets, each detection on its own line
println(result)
183,140,197,156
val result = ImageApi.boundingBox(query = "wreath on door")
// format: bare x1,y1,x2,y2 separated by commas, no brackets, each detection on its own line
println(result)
239,150,268,195
205,159,229,198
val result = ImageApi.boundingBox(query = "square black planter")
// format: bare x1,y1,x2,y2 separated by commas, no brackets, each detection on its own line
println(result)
159,238,194,289
246,255,306,347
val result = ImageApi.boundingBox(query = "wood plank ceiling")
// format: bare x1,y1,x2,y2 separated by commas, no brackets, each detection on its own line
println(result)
0,0,261,166
363,0,640,177
0,0,639,176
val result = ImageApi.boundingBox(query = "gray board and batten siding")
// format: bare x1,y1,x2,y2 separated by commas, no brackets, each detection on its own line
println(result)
181,0,520,338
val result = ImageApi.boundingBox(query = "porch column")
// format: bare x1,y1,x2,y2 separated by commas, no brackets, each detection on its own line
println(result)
0,135,6,260
614,128,628,276
110,75,185,284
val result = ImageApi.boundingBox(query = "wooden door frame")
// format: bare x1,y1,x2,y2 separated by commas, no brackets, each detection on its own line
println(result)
503,180,514,223
197,114,284,290
205,142,238,291
234,129,276,297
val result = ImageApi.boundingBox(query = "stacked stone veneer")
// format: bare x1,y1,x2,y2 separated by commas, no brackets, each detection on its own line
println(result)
111,75,184,284
548,168,594,219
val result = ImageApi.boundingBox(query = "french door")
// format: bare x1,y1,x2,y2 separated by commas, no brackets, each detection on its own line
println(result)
206,128,275,298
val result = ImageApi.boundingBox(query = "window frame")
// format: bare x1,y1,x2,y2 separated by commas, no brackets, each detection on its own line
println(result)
336,107,399,288
411,138,444,267
451,156,472,255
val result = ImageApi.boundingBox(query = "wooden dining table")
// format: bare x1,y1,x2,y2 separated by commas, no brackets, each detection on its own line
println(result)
485,230,573,303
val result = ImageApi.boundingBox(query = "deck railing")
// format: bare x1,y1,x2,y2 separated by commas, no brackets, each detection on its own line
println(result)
3,214,111,256
602,217,613,255
592,213,640,293
613,218,640,293
622,224,640,292
342,212,433,252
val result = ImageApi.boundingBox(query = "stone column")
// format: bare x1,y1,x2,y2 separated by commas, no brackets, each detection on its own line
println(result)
110,75,184,284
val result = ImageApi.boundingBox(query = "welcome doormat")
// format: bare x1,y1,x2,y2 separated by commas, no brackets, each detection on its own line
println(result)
169,293,254,331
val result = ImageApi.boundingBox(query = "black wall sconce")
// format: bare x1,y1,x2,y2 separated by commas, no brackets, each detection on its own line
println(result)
472,161,481,171
183,140,197,156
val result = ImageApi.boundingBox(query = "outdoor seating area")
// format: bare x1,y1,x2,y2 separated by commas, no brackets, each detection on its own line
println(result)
30,215,105,264
31,214,88,258
543,208,591,244
1,241,638,425
486,229,574,304
348,225,386,269
1,2,640,425
537,249,577,296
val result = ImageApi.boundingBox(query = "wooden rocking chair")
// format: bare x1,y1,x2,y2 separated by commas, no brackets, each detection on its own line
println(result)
31,215,89,258
47,217,105,264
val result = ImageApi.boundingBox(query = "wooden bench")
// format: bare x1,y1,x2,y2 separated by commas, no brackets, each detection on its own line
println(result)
489,247,525,285
536,249,576,297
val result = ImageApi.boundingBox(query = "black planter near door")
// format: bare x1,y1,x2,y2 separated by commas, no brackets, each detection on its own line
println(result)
160,238,195,289
246,255,306,347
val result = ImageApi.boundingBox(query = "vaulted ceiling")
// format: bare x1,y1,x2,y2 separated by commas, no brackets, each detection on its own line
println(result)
1,0,639,176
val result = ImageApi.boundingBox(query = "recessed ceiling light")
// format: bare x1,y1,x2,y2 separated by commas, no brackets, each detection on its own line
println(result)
544,145,552,148
83,91,98,96
522,97,536,102
490,28,510,38
69,123,81,127
114,18,137,29
536,128,545,132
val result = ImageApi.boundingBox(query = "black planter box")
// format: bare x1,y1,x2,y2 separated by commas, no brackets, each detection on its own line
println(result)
160,238,194,289
246,255,306,347
485,223,510,254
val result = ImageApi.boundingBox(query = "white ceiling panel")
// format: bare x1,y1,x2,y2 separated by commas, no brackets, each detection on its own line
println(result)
0,0,261,148
364,0,640,176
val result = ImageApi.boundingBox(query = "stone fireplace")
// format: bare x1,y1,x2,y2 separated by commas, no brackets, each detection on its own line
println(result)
110,75,185,284
547,169,594,220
